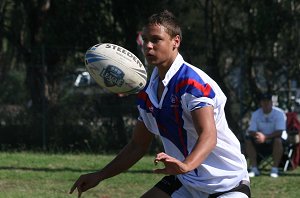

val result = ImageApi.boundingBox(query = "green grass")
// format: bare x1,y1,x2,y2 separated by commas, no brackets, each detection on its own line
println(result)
0,152,299,198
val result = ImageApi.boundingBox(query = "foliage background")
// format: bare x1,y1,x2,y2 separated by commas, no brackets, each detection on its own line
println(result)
0,0,299,152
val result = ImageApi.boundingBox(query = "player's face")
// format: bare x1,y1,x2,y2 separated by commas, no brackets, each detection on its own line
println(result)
142,24,180,68
260,99,273,114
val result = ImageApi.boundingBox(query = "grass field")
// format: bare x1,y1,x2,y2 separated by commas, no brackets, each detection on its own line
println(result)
0,152,299,198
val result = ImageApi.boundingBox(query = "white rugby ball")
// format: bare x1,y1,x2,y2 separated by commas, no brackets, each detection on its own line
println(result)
85,43,147,94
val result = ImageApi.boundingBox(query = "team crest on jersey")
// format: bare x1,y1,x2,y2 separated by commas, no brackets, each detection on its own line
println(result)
170,94,179,108
149,106,154,112
100,65,125,87
170,94,178,103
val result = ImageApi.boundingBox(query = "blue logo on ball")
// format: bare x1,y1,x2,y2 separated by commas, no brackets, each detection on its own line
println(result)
100,65,124,87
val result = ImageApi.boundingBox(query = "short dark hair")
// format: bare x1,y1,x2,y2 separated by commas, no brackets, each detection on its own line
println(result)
146,10,182,41
259,92,272,101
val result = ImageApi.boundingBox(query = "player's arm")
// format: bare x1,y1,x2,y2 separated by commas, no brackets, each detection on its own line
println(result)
266,112,286,139
97,120,154,179
70,120,154,197
254,130,283,144
154,105,217,174
182,105,217,171
252,130,283,144
266,130,283,139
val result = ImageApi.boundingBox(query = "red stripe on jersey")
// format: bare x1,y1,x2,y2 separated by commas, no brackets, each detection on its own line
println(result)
175,79,212,97
138,91,153,112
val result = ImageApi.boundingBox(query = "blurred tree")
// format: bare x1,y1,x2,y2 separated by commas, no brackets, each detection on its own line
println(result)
0,0,299,150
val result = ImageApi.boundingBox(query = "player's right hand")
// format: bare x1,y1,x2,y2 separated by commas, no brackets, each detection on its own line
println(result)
69,172,101,198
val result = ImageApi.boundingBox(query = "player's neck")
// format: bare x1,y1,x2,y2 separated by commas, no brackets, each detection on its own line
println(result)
157,52,178,80
157,67,168,81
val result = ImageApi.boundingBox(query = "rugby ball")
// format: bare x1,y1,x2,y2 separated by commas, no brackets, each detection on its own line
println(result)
85,43,147,94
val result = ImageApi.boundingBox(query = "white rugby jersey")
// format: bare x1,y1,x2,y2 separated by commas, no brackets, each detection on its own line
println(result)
248,106,286,135
137,54,249,194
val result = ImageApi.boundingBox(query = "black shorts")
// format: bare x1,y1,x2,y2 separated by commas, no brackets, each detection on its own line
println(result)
154,175,182,196
154,175,251,197
208,180,251,198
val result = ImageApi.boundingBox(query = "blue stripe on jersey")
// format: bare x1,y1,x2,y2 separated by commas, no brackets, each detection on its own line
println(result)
192,102,213,111
175,64,215,99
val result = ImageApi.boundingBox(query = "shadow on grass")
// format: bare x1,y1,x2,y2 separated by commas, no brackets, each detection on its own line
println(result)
255,170,300,177
1,166,299,176
0,166,154,174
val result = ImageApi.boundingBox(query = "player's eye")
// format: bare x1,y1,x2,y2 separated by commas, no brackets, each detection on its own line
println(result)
142,37,148,43
152,39,158,43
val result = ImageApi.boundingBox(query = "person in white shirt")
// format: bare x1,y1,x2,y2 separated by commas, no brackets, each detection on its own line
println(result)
245,93,286,178
70,10,250,198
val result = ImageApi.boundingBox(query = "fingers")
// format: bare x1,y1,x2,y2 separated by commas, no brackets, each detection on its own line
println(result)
154,152,163,164
153,152,168,174
153,153,176,175
69,181,77,194
69,179,84,198
78,189,82,198
154,152,169,162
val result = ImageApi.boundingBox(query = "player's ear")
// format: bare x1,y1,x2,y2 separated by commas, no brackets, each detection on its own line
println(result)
173,35,180,49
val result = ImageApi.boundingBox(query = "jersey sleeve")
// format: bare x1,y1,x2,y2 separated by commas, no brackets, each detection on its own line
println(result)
177,80,216,111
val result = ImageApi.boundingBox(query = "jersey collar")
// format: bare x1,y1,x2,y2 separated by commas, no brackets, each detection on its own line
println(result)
161,53,184,86
146,53,184,107
149,53,184,86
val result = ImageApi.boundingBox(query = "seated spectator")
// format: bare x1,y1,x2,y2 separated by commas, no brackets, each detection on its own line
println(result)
245,92,286,178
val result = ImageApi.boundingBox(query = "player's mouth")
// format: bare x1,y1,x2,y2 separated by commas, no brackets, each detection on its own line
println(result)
145,53,155,58
145,53,156,62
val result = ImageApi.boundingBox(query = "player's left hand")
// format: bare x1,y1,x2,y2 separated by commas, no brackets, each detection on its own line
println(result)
153,152,189,175
254,132,266,143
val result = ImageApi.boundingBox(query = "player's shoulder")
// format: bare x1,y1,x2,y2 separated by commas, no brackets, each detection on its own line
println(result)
183,62,205,75
182,62,228,105
272,106,285,112
182,62,215,85
252,108,263,117
272,106,286,117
